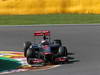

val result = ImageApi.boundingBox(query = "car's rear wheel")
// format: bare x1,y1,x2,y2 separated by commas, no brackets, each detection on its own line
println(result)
24,41,32,57
53,39,62,46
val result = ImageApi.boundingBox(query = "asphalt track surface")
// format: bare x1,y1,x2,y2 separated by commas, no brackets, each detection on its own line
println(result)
0,25,100,75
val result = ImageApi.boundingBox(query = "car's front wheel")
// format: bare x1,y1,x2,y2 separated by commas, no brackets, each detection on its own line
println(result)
24,41,32,57
58,46,68,57
55,46,68,57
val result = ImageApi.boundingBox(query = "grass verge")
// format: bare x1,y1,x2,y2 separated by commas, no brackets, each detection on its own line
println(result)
0,14,100,25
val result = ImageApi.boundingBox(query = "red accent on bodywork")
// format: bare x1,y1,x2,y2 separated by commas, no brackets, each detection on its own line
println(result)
42,45,49,49
41,45,52,55
40,52,53,55
32,59,44,63
55,57,68,62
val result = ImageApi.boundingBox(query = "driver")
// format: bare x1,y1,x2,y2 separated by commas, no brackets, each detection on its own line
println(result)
41,40,49,45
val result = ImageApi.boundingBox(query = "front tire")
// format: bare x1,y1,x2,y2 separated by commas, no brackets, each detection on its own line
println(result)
26,49,36,64
57,46,68,57
24,41,32,57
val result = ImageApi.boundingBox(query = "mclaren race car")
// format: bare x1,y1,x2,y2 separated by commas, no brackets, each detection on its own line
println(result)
24,30,68,66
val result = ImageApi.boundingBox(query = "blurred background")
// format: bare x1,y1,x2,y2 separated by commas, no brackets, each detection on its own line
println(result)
0,0,100,15
0,0,100,25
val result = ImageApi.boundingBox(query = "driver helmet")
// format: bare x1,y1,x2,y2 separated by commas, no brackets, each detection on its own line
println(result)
41,40,49,45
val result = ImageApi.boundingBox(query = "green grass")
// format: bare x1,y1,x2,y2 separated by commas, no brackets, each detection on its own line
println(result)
0,14,100,25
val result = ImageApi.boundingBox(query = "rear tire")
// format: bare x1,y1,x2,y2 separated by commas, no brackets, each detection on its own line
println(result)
54,39,62,46
24,41,32,57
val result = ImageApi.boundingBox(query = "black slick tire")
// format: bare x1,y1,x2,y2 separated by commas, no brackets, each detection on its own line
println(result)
24,41,32,57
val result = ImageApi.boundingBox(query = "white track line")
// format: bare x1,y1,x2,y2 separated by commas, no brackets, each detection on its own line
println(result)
0,24,100,27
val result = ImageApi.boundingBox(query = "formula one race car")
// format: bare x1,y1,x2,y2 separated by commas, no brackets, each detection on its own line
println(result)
24,30,68,66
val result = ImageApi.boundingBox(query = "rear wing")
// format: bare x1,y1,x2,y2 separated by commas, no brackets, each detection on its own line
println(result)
33,30,50,36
